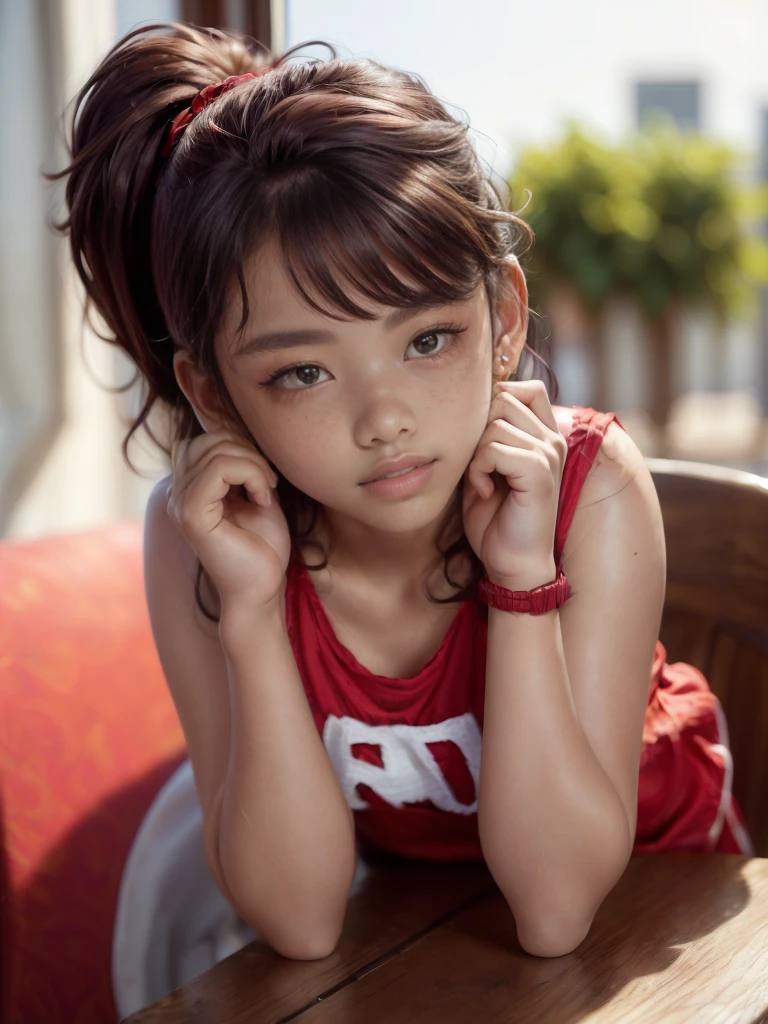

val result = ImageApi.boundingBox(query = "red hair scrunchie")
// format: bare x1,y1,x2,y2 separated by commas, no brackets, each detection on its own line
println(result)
161,70,271,159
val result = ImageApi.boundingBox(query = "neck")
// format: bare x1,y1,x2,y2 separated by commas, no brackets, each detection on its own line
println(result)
308,501,464,603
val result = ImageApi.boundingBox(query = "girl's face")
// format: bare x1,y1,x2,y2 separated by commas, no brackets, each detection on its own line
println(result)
207,236,526,550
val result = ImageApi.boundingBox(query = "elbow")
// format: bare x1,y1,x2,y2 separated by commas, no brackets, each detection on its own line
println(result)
206,806,344,961
509,852,630,958
229,895,343,962
230,890,345,962
492,807,633,959
510,861,628,958
516,912,594,958
507,847,631,959
207,847,343,961
271,931,341,961
220,863,349,962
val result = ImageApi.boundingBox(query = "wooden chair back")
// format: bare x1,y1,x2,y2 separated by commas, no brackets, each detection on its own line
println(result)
647,458,768,856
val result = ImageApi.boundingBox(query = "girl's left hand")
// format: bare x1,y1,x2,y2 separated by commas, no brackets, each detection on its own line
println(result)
461,380,568,584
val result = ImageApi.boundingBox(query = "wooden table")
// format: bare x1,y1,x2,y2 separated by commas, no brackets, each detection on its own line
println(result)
122,852,768,1023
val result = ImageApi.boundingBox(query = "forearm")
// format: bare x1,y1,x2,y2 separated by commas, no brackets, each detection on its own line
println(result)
215,603,357,959
478,561,632,956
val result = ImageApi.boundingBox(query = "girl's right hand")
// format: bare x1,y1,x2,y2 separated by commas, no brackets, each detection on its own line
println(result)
166,431,291,611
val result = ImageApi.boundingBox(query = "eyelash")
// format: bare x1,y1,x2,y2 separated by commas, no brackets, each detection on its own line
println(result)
259,323,469,393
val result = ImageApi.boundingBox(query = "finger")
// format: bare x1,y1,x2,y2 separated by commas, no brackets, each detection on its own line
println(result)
182,456,275,531
182,431,243,473
470,441,547,499
483,419,543,451
179,457,274,521
485,418,564,473
192,443,278,488
471,420,543,497
492,380,558,436
490,392,550,443
469,440,509,499
174,435,277,493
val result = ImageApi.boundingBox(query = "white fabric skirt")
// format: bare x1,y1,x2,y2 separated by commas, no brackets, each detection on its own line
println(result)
111,758,372,1020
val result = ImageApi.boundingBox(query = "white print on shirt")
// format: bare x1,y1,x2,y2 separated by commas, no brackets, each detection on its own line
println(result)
322,712,482,814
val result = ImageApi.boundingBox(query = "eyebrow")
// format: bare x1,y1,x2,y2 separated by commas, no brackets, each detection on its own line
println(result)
232,303,451,358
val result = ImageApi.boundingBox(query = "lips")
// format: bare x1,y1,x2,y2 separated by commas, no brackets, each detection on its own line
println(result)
362,457,432,484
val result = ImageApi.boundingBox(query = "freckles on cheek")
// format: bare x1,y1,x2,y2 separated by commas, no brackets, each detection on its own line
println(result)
270,427,333,489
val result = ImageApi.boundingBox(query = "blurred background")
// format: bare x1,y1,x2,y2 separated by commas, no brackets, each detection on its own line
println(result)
3,0,768,541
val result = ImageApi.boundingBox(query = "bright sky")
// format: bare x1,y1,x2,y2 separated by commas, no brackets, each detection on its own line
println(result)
287,0,768,178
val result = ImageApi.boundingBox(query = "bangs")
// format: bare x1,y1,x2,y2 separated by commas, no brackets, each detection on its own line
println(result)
233,164,493,333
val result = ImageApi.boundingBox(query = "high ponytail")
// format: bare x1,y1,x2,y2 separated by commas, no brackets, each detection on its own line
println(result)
45,21,284,464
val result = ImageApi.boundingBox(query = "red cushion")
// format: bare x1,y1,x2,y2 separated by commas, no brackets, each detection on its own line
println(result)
0,520,186,1023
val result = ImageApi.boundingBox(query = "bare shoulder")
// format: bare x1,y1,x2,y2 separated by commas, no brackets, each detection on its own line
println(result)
581,416,649,506
557,410,659,565
551,406,647,508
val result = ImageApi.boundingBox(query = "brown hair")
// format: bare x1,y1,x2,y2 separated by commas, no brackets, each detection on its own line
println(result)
46,20,558,625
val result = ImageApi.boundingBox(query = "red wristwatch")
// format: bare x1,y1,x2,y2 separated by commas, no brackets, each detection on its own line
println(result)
477,569,571,615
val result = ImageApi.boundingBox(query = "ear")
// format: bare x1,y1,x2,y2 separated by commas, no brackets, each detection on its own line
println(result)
173,350,233,435
492,255,529,377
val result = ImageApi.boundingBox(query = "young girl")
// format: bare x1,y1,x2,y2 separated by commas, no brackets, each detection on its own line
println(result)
52,19,754,1017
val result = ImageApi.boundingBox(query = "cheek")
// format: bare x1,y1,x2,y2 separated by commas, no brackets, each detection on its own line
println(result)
434,389,491,475
443,360,491,426
261,418,340,493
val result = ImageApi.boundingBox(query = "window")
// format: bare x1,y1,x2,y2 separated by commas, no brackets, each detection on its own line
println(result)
635,80,702,133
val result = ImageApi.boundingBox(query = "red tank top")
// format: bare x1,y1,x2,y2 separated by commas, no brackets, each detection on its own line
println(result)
284,406,753,859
